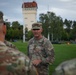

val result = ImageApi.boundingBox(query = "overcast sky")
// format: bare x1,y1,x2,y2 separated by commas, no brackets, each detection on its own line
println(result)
0,0,76,25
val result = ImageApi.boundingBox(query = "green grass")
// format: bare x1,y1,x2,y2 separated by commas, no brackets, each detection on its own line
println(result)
12,41,76,75
12,41,28,54
49,44,76,75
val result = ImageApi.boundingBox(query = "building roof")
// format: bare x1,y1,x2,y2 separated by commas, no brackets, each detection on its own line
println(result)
22,1,37,8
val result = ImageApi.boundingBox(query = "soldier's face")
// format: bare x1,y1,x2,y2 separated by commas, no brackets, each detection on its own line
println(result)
32,28,43,38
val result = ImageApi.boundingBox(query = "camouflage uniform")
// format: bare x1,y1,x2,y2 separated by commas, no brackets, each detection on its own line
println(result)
0,40,38,75
28,36,55,75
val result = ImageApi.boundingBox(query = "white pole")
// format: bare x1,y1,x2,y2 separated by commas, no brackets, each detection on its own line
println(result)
48,32,50,40
22,1,25,42
48,26,51,40
23,23,25,42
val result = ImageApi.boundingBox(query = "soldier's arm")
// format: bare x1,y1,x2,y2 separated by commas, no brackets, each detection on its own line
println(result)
27,45,29,56
41,40,55,65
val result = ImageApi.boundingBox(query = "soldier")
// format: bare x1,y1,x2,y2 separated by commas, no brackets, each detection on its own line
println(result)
0,11,38,75
27,22,55,75
53,58,76,75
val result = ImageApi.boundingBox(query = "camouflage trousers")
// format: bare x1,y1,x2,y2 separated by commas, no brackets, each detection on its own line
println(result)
35,65,49,75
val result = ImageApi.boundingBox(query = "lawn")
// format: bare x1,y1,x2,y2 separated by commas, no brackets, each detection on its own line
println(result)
12,41,76,75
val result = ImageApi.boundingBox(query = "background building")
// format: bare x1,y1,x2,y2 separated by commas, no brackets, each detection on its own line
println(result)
22,1,38,42
22,1,38,31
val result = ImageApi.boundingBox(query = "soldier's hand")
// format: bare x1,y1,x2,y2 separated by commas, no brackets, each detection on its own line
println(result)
32,59,42,66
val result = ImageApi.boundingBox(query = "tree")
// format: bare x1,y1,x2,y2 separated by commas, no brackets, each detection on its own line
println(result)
39,13,48,38
53,16,63,41
6,21,23,40
39,11,63,41
71,21,76,40
12,21,20,29
64,19,72,40
28,30,33,40
5,22,10,30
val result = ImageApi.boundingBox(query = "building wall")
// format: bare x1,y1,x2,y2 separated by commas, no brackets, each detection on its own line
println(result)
22,7,37,30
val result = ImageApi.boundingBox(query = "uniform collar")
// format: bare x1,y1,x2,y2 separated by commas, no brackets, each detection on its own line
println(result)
33,36,44,43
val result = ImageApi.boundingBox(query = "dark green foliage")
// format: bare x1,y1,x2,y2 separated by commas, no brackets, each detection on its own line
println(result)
5,11,76,41
39,12,76,41
5,21,23,40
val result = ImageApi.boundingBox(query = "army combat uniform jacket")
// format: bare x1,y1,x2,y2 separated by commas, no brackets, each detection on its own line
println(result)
28,36,55,75
0,41,37,75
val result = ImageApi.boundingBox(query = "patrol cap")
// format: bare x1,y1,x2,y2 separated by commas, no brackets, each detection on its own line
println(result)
32,22,42,29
